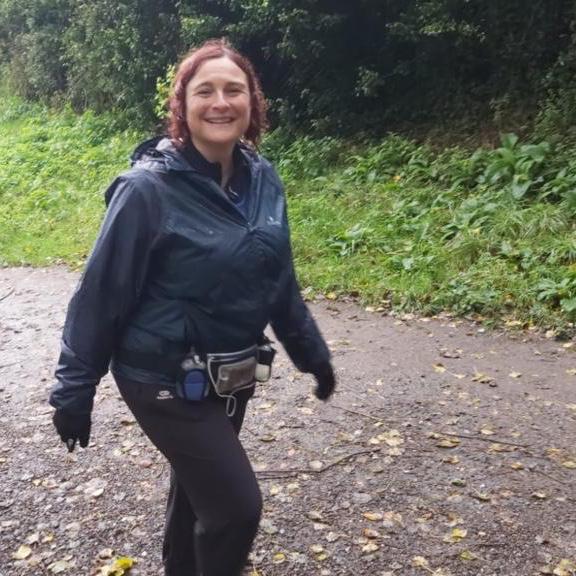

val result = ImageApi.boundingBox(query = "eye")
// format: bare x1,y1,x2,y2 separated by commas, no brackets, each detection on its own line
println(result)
195,89,212,97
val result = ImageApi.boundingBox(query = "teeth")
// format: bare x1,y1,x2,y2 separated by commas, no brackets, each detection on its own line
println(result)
207,119,233,124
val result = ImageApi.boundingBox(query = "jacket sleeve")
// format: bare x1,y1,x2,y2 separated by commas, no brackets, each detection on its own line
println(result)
268,184,331,373
50,175,162,414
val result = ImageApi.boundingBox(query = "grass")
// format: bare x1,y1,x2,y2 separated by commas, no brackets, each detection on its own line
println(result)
0,97,142,267
2,98,576,332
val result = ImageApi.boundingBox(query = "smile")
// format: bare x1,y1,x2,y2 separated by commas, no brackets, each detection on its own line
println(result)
205,118,235,124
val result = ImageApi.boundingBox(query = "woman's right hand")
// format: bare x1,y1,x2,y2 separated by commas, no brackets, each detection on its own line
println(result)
52,409,91,452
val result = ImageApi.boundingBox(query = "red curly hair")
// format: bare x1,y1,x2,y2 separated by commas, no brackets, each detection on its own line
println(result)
168,39,268,149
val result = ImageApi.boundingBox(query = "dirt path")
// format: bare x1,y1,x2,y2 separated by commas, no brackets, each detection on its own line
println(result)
1,266,576,576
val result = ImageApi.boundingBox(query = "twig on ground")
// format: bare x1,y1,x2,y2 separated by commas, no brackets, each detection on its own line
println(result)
330,404,384,422
438,431,529,448
529,467,569,486
0,288,14,302
257,447,382,479
0,361,22,371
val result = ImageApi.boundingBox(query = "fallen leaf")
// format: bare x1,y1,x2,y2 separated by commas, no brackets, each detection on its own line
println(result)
309,460,323,471
553,559,576,576
511,462,525,470
307,510,323,521
361,541,379,553
562,461,576,469
363,528,381,539
443,528,468,543
13,545,32,560
489,443,515,453
532,492,548,500
363,512,383,521
434,364,447,373
471,490,491,502
272,552,286,564
472,371,494,384
443,455,460,464
48,560,72,574
412,556,430,569
566,369,576,376
509,372,522,378
460,550,478,561
436,437,460,449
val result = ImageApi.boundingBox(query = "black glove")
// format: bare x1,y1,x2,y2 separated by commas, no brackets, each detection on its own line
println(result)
313,363,336,401
52,409,91,452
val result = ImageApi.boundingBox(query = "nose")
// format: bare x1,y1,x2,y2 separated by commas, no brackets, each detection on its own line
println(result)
211,90,230,109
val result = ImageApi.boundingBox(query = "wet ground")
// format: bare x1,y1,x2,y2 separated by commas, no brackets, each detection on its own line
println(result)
1,266,576,576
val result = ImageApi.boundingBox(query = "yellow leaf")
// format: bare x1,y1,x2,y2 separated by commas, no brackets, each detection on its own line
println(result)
361,541,379,553
471,371,494,384
531,492,548,500
511,462,525,470
310,544,324,553
553,559,576,576
566,369,576,376
509,372,522,378
272,552,286,564
460,550,478,561
434,363,447,373
114,557,134,570
562,461,576,469
436,437,460,449
443,528,468,543
480,428,494,436
363,512,383,521
363,528,381,539
412,556,430,568
489,443,514,453
443,455,460,464
49,560,72,574
471,491,491,502
13,545,32,560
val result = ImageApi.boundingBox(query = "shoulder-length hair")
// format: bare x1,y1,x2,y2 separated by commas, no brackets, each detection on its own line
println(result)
168,38,268,149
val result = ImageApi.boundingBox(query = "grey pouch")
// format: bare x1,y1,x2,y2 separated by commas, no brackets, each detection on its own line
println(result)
206,345,258,396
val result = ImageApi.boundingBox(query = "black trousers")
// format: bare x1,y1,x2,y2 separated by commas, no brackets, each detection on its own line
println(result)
115,377,262,576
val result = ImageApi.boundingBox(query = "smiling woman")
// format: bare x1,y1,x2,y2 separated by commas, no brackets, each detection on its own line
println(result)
49,38,336,576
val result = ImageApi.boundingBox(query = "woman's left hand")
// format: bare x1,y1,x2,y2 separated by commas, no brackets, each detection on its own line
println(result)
313,363,336,401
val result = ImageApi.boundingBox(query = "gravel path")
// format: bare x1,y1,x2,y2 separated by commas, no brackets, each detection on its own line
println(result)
1,266,576,576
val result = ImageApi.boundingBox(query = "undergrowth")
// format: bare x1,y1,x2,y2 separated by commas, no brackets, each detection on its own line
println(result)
2,99,576,332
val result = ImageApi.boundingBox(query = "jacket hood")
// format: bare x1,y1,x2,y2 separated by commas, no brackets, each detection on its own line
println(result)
130,136,193,172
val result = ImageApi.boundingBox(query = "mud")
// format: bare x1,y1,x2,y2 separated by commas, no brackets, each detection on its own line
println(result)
1,266,576,576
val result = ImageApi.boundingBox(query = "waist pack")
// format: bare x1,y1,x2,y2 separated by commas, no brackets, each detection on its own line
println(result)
206,345,258,396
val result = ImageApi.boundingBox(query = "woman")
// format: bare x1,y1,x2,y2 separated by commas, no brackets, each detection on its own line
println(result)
50,39,335,576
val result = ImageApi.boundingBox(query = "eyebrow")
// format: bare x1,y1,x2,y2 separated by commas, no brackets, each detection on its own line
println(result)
193,80,247,90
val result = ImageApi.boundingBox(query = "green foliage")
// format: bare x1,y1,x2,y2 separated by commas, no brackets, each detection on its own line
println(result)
0,97,142,266
1,0,576,134
3,99,576,332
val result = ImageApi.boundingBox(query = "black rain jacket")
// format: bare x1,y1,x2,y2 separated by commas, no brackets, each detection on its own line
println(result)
50,137,330,414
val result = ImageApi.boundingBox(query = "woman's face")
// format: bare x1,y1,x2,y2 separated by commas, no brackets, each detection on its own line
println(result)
185,56,251,155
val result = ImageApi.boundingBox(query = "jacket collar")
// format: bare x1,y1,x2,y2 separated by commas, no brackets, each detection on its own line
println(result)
131,136,258,178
